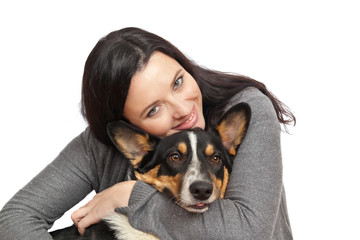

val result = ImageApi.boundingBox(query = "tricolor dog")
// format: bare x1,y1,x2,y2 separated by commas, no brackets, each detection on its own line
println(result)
51,103,251,240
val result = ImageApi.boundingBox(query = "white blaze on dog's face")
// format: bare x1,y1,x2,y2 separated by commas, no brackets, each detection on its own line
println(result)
180,132,221,213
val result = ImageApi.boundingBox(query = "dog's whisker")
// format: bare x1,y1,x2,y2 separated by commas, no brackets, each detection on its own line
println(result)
164,192,188,211
168,194,184,209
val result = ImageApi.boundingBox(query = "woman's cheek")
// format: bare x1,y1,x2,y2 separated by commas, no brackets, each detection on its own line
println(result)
144,119,171,138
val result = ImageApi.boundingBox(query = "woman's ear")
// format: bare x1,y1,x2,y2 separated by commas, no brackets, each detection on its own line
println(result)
107,121,159,168
215,103,251,156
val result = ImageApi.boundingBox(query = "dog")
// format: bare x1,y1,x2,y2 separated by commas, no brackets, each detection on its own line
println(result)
51,102,251,240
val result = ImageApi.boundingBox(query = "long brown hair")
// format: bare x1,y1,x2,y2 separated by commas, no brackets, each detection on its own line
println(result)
81,27,295,145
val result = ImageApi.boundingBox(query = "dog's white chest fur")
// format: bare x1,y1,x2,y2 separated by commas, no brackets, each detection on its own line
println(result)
104,213,159,240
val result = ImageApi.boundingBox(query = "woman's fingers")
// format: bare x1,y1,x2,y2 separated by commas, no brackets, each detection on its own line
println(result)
76,211,101,235
71,205,102,235
70,196,113,235
71,194,100,226
71,206,89,227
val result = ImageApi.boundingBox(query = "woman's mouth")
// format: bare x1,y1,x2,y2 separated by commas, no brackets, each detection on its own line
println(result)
173,105,198,130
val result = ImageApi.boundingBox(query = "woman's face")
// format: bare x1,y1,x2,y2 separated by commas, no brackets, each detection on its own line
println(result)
123,51,205,138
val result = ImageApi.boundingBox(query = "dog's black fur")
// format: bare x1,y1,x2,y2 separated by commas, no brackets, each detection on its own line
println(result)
50,103,251,240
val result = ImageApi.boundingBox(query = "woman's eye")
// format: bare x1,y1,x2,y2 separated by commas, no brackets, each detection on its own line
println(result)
147,106,159,117
173,77,183,90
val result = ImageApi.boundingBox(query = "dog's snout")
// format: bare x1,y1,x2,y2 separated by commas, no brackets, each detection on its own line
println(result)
189,181,213,200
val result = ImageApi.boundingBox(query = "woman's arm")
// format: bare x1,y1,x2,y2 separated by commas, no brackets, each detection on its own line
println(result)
0,129,105,239
117,88,292,239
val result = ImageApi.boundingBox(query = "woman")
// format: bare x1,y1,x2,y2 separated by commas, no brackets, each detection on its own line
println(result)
0,27,295,239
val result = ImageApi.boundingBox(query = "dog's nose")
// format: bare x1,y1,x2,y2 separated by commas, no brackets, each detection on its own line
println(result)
189,181,213,200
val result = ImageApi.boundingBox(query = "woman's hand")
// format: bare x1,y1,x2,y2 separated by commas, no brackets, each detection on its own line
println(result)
71,180,137,235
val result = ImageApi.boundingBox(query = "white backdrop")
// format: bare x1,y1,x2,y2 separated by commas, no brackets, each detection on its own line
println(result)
1,1,359,239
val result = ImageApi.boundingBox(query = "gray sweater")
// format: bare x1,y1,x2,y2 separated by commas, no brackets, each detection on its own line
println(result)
0,87,293,239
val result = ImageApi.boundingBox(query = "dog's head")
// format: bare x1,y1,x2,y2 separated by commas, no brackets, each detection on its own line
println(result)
107,103,251,213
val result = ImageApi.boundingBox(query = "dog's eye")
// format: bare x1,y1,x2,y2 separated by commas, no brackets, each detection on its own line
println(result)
168,153,181,162
167,152,186,166
211,155,221,163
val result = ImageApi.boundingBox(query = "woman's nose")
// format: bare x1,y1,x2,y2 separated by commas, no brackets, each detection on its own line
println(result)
171,99,192,119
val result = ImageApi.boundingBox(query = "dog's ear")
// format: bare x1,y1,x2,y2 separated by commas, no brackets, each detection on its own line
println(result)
215,103,251,156
107,121,159,167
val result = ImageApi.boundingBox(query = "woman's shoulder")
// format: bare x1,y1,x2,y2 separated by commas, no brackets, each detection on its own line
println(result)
62,127,108,154
226,87,280,129
61,127,121,167
227,87,273,112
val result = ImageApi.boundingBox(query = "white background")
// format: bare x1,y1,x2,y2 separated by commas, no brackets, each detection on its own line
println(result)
1,1,359,239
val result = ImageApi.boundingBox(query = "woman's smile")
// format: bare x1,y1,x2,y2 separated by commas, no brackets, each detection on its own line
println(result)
173,105,198,130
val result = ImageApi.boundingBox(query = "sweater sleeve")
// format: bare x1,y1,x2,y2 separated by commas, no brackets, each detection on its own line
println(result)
117,88,290,239
0,128,99,240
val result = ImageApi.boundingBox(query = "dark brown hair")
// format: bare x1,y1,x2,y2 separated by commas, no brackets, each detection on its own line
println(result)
81,27,295,145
